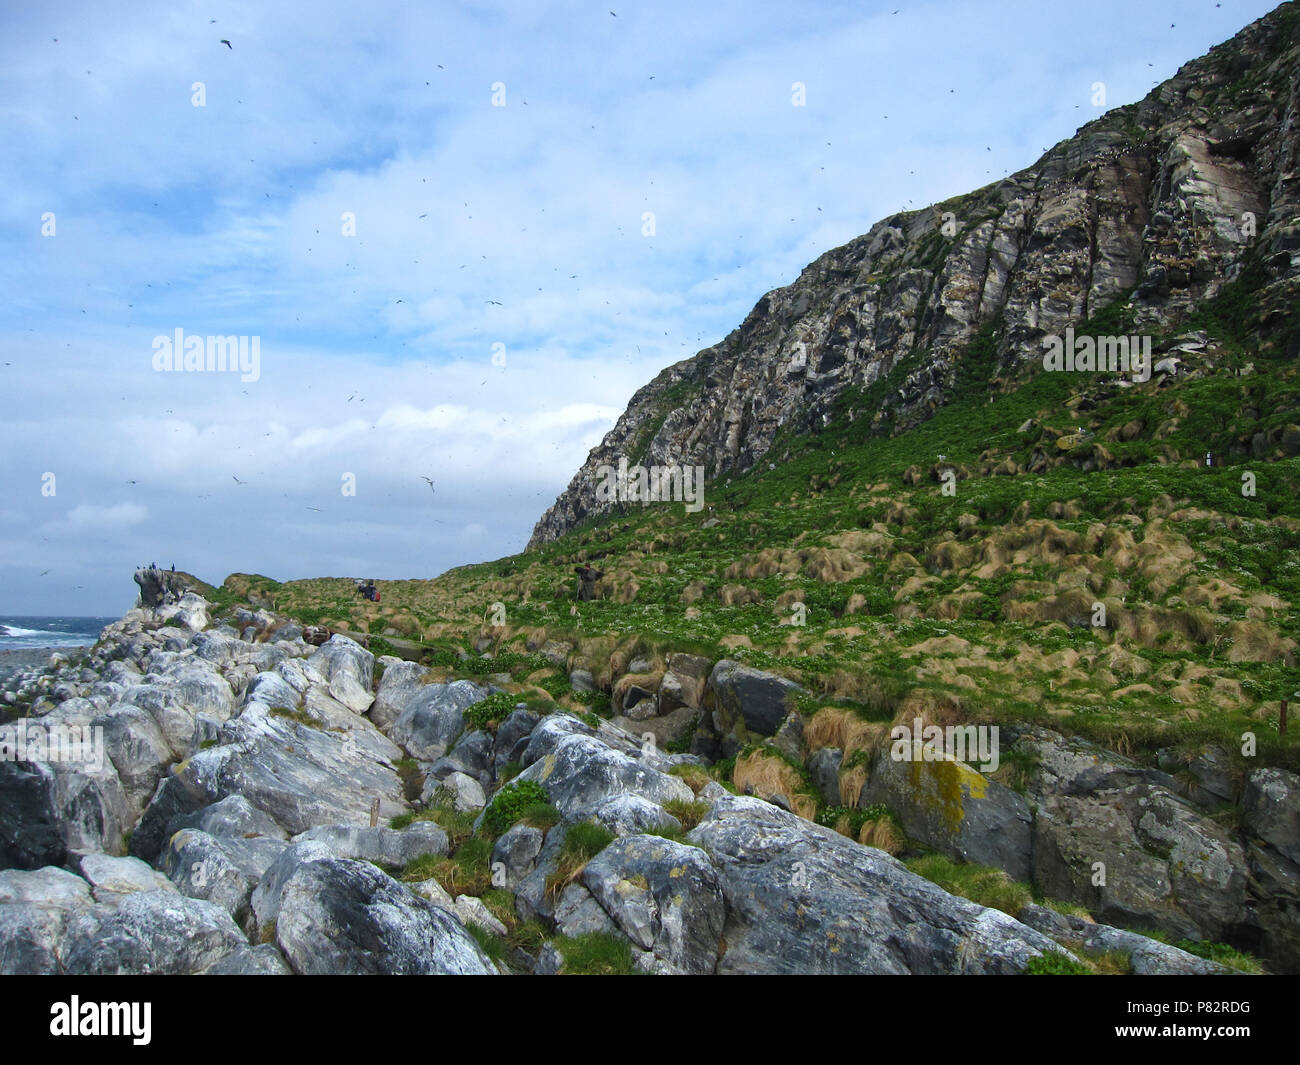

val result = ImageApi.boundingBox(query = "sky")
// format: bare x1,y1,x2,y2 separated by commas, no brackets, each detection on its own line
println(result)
0,0,1278,615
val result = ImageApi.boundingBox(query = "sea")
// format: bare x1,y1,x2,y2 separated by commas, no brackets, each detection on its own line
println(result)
0,615,120,650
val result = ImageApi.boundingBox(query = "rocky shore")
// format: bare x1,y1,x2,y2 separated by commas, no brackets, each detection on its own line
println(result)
0,647,87,694
1,589,1293,974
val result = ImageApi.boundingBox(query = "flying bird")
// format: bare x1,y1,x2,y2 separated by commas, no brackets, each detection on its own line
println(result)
232,475,246,485
421,477,435,493
306,506,322,512
485,300,502,305
39,569,51,576
220,38,232,48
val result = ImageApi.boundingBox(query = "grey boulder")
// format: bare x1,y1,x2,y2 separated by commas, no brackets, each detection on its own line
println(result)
389,680,488,761
581,834,725,974
61,890,246,975
291,821,449,867
272,856,496,975
688,794,1067,974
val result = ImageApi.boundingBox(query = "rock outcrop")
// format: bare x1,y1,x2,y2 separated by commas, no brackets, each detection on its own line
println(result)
530,4,1300,546
11,580,1233,976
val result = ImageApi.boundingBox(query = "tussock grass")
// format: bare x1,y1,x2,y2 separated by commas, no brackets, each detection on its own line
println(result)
905,853,1033,918
544,821,616,902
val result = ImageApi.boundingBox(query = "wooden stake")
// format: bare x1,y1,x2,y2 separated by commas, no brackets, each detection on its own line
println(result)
1281,699,1289,738
369,797,380,827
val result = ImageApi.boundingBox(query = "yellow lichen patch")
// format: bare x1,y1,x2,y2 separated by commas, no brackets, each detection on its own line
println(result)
906,755,990,836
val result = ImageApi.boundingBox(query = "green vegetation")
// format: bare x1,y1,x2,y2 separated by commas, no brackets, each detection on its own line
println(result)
268,705,315,727
545,820,617,900
662,798,710,831
551,931,637,975
1172,938,1263,975
465,691,520,732
1026,951,1091,975
481,779,555,836
904,853,1033,918
465,923,507,963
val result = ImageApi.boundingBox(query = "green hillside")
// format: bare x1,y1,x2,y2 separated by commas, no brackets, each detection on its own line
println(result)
214,271,1300,779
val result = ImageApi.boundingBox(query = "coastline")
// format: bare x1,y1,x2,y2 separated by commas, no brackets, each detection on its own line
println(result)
0,646,86,689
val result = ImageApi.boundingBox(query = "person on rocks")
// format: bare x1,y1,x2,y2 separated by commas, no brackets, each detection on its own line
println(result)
574,563,604,601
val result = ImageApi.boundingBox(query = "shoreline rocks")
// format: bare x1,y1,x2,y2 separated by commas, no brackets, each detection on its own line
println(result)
1,584,1289,975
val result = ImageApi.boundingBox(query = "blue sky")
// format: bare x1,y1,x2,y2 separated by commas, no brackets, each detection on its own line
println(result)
0,0,1277,614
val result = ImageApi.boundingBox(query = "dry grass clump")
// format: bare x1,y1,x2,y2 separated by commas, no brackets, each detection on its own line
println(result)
858,817,903,855
803,708,883,761
733,751,818,819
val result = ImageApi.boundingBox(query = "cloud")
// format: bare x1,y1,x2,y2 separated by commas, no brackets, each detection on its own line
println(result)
57,503,149,531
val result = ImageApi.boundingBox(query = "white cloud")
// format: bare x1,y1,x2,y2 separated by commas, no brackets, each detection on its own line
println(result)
59,503,149,531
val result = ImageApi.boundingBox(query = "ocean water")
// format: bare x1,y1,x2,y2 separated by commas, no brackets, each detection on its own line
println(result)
0,616,119,649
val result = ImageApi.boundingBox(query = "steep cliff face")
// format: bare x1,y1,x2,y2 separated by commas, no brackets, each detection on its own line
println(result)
530,3,1300,549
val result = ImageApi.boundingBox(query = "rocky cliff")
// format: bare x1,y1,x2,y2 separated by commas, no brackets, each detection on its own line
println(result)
530,3,1300,547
